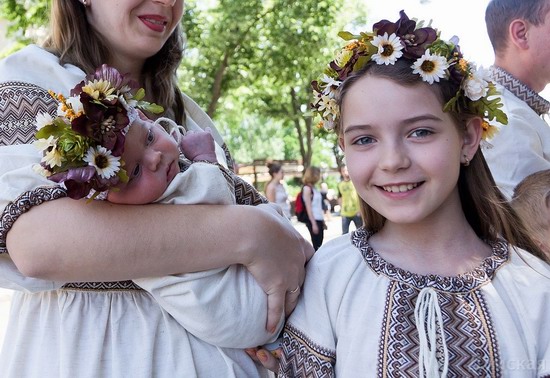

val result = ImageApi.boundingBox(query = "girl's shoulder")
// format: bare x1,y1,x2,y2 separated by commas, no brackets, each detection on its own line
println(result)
306,232,369,278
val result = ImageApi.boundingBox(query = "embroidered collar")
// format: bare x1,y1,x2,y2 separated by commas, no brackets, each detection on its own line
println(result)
351,228,509,293
490,66,550,116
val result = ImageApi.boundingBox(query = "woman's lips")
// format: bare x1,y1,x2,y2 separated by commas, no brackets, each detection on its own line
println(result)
139,15,168,33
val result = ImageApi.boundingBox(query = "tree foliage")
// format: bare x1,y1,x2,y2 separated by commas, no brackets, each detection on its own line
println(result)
1,0,368,168
0,0,48,43
179,0,367,168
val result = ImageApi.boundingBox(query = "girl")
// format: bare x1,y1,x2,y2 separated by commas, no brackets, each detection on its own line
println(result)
255,10,550,377
0,0,312,376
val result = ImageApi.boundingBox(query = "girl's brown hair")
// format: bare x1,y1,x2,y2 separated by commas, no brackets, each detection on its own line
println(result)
43,0,186,123
336,59,547,262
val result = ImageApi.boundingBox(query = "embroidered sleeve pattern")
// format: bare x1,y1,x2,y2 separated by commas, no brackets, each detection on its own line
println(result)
279,323,336,378
216,164,268,206
0,81,58,146
0,186,67,254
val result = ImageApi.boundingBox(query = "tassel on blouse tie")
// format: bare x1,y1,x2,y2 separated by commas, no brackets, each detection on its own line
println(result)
414,287,449,378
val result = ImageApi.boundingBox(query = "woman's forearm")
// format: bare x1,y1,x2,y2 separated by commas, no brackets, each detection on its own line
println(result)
7,198,281,281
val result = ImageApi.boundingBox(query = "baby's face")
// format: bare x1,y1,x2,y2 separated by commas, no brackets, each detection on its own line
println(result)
107,117,180,204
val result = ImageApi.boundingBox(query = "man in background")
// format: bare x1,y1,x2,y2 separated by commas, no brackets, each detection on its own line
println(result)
483,0,550,198
337,165,362,234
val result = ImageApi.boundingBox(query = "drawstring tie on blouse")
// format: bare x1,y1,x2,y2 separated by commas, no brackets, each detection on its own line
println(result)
414,287,449,378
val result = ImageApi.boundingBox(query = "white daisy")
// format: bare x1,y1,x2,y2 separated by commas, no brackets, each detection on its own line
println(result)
65,95,84,114
56,102,67,117
84,146,121,179
463,65,490,101
320,74,342,97
320,74,341,89
42,146,63,168
411,50,449,84
371,33,404,65
317,95,339,119
35,112,54,130
33,135,57,153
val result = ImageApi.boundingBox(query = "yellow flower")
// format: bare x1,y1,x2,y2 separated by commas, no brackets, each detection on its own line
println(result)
481,120,498,140
82,79,116,101
458,58,468,73
335,48,353,67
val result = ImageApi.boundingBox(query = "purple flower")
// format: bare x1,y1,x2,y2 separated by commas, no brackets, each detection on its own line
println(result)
373,10,438,60
71,92,128,156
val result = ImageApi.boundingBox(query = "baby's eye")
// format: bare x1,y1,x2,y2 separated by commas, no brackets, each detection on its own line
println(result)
146,129,155,145
353,136,375,145
131,164,141,179
409,129,433,138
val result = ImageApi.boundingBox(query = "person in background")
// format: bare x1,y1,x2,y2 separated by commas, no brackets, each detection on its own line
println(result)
250,10,550,376
265,162,291,219
483,0,550,198
511,169,550,259
337,165,362,234
302,166,325,250
320,182,332,221
0,1,312,376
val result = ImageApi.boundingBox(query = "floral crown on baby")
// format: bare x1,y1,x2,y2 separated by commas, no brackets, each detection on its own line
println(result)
33,64,164,200
311,10,508,139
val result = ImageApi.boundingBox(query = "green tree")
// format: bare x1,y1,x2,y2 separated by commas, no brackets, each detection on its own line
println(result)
1,0,367,169
179,0,366,168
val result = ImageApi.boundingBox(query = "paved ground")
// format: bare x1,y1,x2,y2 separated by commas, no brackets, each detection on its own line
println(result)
0,214,353,347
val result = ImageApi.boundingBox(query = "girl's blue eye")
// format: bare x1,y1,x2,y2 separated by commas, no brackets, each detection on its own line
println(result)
410,129,433,138
353,136,375,145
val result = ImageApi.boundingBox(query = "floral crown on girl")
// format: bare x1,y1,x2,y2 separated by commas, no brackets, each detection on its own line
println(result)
33,65,164,200
311,10,508,138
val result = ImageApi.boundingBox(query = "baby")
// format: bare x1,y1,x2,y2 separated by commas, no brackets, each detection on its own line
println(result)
33,65,265,208
31,64,281,350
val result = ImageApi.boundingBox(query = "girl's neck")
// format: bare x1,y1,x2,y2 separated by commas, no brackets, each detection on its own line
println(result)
369,213,492,277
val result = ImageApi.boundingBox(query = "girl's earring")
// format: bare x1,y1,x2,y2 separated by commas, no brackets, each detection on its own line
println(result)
462,155,470,167
81,0,88,6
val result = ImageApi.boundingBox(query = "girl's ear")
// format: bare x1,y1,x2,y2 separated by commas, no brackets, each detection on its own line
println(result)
461,117,483,163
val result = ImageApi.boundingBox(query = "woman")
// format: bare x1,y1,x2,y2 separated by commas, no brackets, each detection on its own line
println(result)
265,162,291,219
0,1,313,376
302,166,325,250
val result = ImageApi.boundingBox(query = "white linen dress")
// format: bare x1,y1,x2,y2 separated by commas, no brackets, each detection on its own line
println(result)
279,228,550,377
0,45,277,377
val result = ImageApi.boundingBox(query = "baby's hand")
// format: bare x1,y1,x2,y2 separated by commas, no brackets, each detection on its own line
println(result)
179,128,217,163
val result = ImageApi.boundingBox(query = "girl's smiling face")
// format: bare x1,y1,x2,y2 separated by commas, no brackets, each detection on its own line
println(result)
339,75,474,227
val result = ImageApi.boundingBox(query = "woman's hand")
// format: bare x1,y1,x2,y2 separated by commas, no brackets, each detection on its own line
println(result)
244,203,313,332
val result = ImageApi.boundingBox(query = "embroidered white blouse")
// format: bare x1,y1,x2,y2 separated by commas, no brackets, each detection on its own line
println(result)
0,45,277,377
279,228,550,378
